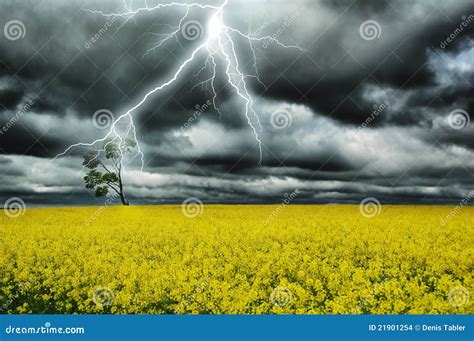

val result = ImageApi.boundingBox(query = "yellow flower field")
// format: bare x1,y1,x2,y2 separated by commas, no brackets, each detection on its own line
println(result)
0,205,472,314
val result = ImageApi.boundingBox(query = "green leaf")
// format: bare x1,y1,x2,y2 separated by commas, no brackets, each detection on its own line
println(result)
84,169,104,189
95,186,109,197
102,172,119,183
83,150,100,169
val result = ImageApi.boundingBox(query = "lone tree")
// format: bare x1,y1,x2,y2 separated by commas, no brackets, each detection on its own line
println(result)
82,138,136,206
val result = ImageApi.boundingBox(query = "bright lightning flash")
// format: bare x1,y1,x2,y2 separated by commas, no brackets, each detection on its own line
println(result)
55,0,304,170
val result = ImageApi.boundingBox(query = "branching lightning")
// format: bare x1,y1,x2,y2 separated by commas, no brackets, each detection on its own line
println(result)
55,0,304,169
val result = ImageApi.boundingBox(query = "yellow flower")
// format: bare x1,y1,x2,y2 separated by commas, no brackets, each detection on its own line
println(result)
0,205,472,314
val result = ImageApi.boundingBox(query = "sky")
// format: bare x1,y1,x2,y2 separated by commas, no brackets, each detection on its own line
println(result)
0,0,473,206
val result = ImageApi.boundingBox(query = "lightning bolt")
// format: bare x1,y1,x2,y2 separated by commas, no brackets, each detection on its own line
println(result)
55,0,304,169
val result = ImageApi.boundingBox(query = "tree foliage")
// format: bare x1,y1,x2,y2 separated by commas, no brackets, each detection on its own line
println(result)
82,138,136,205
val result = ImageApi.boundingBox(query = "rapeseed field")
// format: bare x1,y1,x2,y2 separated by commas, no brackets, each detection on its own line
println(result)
0,205,472,314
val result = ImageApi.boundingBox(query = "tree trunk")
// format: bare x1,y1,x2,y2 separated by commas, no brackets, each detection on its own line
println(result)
119,192,129,206
118,167,129,206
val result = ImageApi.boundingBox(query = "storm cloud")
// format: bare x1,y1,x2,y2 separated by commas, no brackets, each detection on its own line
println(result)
0,0,473,206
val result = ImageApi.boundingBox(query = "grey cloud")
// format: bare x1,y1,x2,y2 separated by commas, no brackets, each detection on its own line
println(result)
0,0,473,205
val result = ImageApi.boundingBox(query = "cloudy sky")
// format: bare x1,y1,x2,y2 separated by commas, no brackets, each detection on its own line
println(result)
0,0,473,206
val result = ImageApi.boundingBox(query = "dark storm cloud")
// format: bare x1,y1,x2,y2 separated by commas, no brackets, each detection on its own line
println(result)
0,88,24,110
1,0,472,131
262,0,474,126
0,0,473,205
